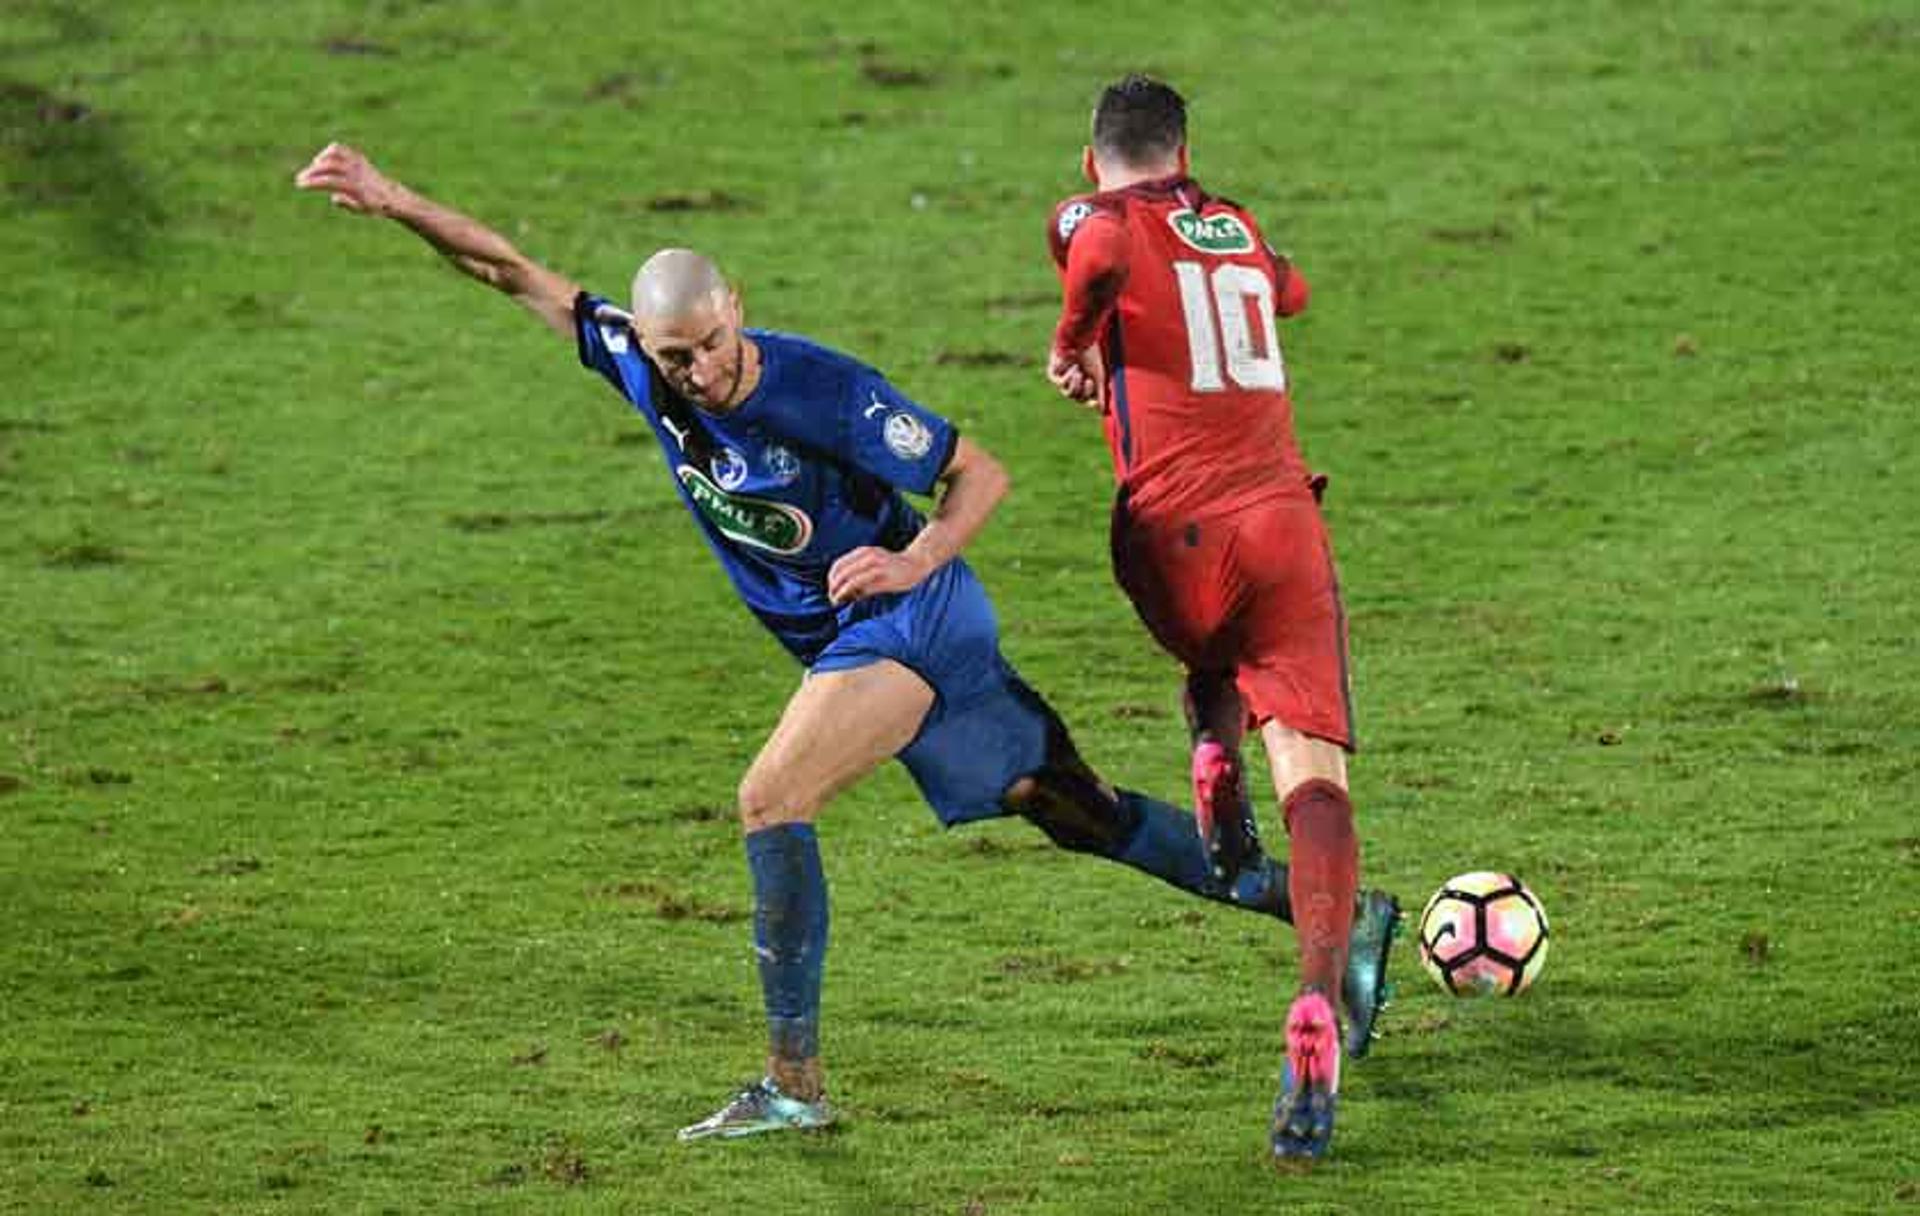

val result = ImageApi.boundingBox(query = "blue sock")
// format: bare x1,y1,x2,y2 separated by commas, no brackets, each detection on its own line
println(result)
1114,789,1292,922
744,823,828,1062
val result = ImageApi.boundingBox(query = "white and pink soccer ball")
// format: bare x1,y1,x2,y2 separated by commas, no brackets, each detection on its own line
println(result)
1417,872,1551,996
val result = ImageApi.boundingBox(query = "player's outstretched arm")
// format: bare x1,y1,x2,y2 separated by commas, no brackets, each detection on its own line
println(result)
826,436,1009,605
294,142,580,339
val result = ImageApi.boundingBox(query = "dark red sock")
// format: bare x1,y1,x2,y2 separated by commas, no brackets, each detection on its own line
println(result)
1284,779,1359,995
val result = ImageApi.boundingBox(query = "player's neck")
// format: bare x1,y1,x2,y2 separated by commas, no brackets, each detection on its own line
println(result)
703,335,764,415
1094,160,1186,192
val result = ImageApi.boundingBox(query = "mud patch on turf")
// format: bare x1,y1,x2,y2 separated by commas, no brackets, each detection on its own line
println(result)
199,855,262,877
1429,222,1512,244
860,57,935,88
590,1028,626,1052
448,508,612,532
600,879,745,923
636,189,755,214
584,72,643,103
958,834,1048,859
994,952,1129,983
1745,676,1809,707
319,36,395,57
39,531,125,568
1138,1040,1223,1069
68,767,132,787
933,348,1031,368
489,1136,589,1187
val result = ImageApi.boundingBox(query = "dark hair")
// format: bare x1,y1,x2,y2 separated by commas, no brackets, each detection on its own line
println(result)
1091,74,1187,166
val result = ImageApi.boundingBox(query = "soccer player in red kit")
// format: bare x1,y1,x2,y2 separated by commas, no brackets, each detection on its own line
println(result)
1046,75,1397,1162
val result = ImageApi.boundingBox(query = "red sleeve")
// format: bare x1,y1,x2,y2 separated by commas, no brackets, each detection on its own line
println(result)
1050,208,1129,356
1265,243,1310,317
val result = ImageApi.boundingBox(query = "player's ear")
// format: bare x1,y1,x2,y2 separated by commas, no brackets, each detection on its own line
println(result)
1080,146,1097,187
1176,144,1190,177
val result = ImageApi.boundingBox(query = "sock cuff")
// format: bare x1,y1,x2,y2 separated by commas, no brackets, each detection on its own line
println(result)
744,821,817,858
1282,778,1352,831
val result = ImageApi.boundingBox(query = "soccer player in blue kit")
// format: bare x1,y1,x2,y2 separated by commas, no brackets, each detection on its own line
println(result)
295,142,1393,1141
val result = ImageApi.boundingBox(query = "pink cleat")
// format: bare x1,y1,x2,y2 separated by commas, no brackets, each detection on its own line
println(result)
1191,740,1261,884
1272,989,1341,1162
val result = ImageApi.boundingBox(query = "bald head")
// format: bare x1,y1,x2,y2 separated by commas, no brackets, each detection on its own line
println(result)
628,247,759,411
631,247,732,324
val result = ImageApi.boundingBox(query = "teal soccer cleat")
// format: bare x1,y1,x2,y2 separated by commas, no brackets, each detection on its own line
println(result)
676,1077,837,1142
1341,888,1401,1059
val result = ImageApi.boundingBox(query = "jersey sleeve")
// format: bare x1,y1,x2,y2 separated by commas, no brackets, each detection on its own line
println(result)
1047,195,1097,269
573,291,655,405
1262,242,1310,317
1051,203,1130,357
834,369,959,496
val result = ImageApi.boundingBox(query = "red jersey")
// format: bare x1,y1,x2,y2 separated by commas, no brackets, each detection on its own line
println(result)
1048,176,1313,523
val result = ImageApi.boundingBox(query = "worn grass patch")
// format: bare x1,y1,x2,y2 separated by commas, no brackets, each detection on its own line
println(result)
2,1,1916,1213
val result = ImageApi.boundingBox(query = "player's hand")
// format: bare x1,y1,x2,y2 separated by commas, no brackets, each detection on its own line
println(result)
827,546,932,605
294,142,401,216
1047,346,1105,409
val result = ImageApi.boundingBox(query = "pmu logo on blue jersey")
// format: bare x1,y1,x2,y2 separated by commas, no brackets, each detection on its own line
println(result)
676,465,815,555
711,447,750,490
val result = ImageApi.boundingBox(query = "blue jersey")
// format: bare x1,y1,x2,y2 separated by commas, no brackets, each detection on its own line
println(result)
573,293,960,664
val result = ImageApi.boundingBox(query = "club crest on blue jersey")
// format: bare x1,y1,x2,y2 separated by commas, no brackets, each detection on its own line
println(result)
711,446,750,490
884,411,933,460
764,443,801,486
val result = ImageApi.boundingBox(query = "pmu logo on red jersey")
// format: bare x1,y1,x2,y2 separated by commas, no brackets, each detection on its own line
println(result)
1168,209,1254,254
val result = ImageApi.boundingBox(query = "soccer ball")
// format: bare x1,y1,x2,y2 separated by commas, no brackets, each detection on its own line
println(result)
1417,872,1550,996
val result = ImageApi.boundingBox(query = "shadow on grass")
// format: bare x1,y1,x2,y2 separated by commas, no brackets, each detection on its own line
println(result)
1380,991,1908,1134
2,6,163,264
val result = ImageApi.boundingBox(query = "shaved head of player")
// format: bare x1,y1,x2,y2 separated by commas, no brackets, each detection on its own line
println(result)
630,247,760,412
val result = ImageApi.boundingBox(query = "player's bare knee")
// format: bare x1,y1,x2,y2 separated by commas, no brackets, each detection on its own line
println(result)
736,769,815,832
1004,767,1135,855
1001,775,1042,811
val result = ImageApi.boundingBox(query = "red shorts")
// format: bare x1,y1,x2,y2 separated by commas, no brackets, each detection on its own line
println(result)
1110,493,1355,749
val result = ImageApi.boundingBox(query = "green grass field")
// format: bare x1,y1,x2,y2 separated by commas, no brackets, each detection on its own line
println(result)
4,2,1917,1211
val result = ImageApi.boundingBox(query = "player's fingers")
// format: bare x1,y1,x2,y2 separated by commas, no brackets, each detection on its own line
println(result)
297,166,350,192
826,550,872,602
829,571,870,605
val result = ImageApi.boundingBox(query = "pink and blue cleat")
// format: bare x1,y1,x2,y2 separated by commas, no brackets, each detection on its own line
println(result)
1192,740,1262,885
1271,988,1341,1162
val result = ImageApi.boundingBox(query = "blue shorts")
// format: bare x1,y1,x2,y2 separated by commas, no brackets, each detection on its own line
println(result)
811,559,1051,825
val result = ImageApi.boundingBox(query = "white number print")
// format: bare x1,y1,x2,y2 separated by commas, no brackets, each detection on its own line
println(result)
1173,260,1286,393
